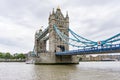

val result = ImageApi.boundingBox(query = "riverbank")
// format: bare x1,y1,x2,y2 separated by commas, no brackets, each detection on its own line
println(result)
0,59,25,62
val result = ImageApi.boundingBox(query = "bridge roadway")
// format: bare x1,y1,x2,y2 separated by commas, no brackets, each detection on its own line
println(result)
56,44,120,55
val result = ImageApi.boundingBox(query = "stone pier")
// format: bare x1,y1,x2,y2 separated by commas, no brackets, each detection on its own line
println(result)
35,53,79,64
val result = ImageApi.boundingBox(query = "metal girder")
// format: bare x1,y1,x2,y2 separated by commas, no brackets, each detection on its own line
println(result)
56,44,120,55
104,33,120,43
41,36,49,41
53,24,97,48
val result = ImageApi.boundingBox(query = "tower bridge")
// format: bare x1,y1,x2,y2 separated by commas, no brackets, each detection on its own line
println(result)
33,7,120,64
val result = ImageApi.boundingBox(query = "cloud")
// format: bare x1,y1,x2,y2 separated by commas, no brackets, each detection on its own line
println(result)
0,16,34,53
67,0,120,41
0,0,120,53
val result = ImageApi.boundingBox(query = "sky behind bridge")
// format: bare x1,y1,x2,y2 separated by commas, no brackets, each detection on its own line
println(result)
0,0,120,54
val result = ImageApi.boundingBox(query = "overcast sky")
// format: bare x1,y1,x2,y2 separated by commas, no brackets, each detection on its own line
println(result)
0,0,120,54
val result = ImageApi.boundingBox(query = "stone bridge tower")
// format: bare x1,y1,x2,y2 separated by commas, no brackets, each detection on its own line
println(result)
49,7,69,53
34,29,46,54
34,7,79,64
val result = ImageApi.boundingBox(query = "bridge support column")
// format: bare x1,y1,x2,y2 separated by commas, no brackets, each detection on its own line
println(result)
35,53,79,64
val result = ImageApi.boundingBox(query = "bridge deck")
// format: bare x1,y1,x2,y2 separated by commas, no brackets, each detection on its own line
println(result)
56,44,120,55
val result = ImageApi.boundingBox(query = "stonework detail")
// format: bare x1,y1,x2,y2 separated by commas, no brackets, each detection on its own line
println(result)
49,8,69,53
34,7,79,64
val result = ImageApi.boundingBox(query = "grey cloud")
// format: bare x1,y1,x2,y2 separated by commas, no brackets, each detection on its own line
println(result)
0,0,52,28
0,38,21,48
0,36,33,49
0,0,120,53
79,15,120,40
64,0,120,7
100,12,120,31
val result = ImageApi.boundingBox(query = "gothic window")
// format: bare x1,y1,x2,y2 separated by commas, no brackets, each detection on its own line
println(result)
40,46,42,49
40,43,42,45
56,16,58,19
64,32,65,35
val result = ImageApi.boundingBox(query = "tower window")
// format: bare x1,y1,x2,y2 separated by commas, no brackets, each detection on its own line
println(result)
56,16,58,19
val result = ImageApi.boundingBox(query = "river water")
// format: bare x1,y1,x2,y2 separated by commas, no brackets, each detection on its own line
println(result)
0,62,120,80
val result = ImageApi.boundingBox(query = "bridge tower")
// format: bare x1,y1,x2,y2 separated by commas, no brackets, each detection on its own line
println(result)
34,29,46,55
48,7,79,63
49,7,69,53
34,7,79,64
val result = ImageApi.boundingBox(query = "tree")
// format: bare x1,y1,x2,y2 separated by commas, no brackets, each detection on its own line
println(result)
17,53,26,59
13,53,26,59
0,52,26,59
0,52,3,58
4,52,12,59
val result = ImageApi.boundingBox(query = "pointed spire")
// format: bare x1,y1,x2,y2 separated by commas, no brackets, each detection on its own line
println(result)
57,5,60,9
57,5,61,10
52,8,54,14
66,11,69,18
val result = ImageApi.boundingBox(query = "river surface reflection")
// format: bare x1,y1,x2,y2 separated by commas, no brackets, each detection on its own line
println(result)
0,62,120,80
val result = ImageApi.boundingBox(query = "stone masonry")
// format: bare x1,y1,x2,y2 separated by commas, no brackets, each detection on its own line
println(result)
34,7,79,64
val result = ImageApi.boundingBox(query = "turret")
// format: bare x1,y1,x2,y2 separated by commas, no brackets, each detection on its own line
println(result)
52,8,55,14
66,11,69,18
49,8,56,21
57,6,61,11
65,11,69,23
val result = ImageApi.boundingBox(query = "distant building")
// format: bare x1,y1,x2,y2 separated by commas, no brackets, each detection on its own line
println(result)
81,54,120,61
26,51,35,59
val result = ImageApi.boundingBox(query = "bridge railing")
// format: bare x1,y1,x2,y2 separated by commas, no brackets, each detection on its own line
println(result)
56,44,120,55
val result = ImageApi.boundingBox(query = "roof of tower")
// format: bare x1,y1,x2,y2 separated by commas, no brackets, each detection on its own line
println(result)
66,11,69,18
52,8,55,14
57,5,61,10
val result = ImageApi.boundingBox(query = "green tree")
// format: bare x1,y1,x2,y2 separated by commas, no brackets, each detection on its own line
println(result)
4,52,11,59
17,53,26,59
13,53,26,59
0,52,3,58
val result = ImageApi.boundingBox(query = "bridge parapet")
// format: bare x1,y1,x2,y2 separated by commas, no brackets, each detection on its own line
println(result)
56,44,120,55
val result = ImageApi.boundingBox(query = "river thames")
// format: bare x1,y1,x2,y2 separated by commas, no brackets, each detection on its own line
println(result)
0,62,120,80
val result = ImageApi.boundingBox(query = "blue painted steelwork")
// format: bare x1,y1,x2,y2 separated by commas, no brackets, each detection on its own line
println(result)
53,25,98,48
56,44,120,55
101,33,120,45
53,24,120,55
69,28,97,44
33,24,120,55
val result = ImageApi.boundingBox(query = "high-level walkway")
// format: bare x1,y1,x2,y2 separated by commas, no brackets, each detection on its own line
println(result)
56,44,120,55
